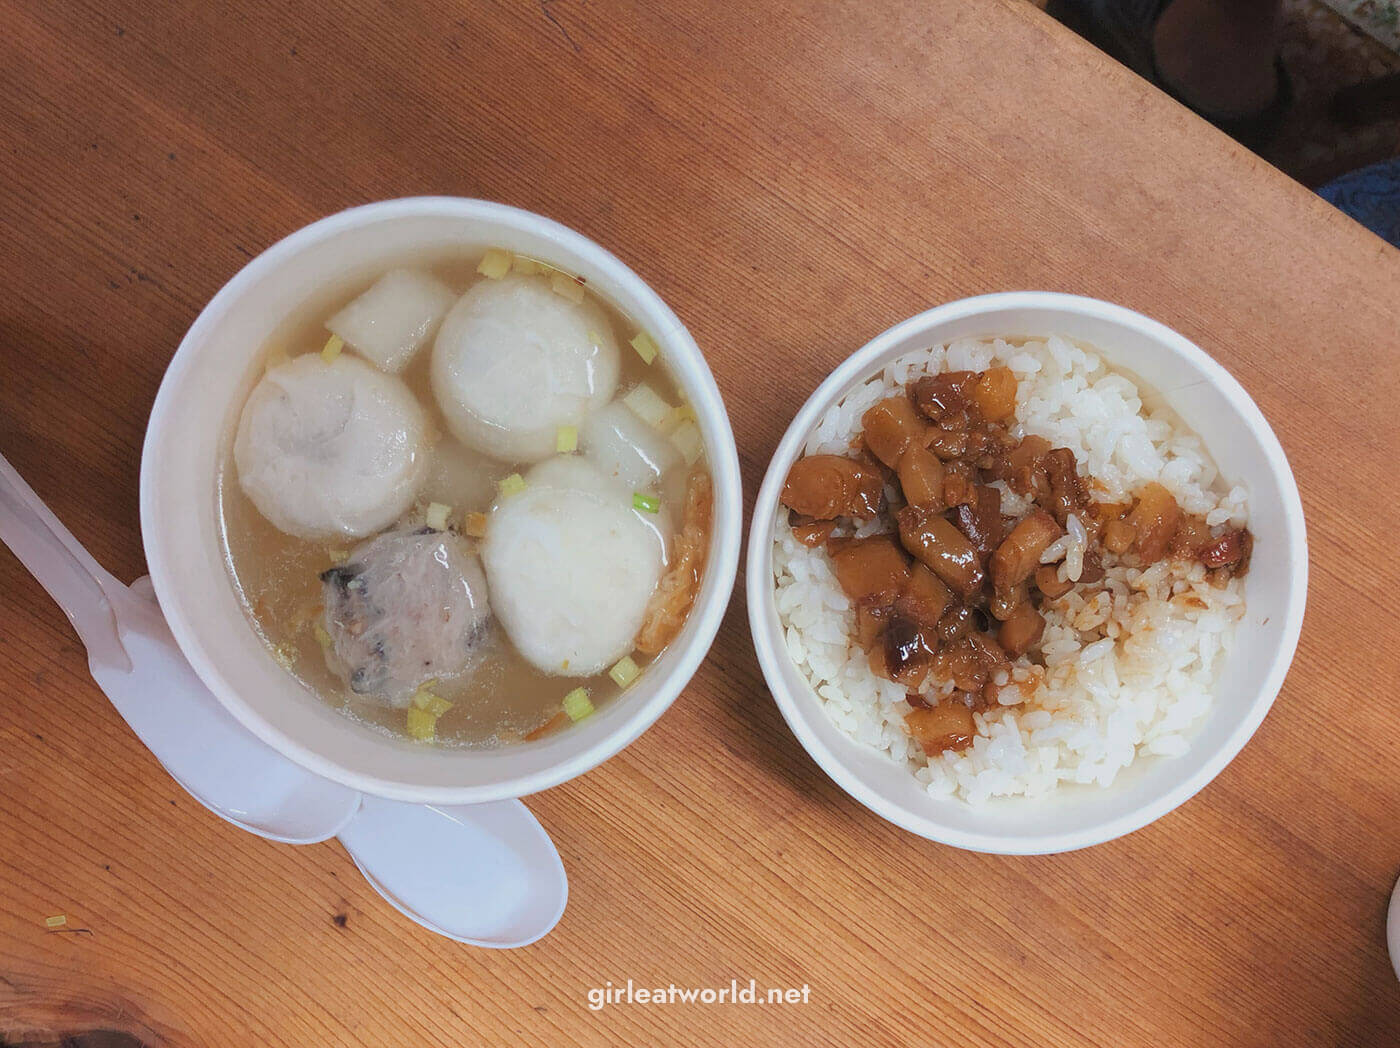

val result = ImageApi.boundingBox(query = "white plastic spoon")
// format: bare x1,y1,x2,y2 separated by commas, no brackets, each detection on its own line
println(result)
339,795,567,947
1389,876,1400,982
0,452,567,947
0,453,357,843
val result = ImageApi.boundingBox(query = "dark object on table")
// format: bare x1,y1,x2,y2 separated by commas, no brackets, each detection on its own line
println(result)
1318,159,1400,248
1329,73,1400,129
1046,0,1292,151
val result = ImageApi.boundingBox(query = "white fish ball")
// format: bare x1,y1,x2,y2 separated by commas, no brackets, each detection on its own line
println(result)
234,354,426,539
431,275,620,462
482,457,666,676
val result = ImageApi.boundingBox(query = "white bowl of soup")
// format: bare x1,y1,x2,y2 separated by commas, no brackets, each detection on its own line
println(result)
142,198,742,804
747,293,1307,853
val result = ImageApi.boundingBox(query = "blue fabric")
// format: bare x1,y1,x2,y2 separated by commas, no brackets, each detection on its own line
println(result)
1318,158,1400,248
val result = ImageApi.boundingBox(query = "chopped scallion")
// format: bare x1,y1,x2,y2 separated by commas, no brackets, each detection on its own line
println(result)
44,914,67,929
632,492,660,514
556,425,578,454
629,331,659,365
464,511,488,538
425,501,451,531
425,694,453,721
313,624,332,650
562,687,594,722
499,473,527,497
412,690,453,717
406,706,437,741
609,655,640,688
328,548,349,563
425,695,454,717
321,334,344,362
512,256,546,276
477,248,512,279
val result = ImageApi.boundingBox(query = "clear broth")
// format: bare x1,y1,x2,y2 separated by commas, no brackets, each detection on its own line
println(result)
217,253,706,747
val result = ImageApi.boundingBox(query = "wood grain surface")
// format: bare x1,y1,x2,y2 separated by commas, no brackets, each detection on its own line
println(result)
3,1,1399,1044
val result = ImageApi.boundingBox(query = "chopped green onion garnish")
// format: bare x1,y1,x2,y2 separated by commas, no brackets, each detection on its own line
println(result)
425,501,451,530
425,695,453,717
44,914,67,929
477,248,511,279
406,706,437,741
464,511,488,538
609,655,641,688
632,492,660,514
562,687,594,722
313,624,333,650
556,425,578,454
587,329,603,345
499,473,527,497
512,256,546,276
327,548,349,563
551,271,585,304
412,690,453,717
629,332,659,365
321,334,344,362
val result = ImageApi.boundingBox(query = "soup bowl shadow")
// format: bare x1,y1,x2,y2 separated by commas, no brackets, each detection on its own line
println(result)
142,197,742,805
745,292,1308,855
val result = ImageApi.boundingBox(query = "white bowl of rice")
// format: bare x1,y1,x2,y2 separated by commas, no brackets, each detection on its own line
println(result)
746,292,1307,854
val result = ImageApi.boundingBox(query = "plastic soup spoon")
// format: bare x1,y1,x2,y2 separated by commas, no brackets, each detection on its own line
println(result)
1389,877,1400,982
0,452,567,947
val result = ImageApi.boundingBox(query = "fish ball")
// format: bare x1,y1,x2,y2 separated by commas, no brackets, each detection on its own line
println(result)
431,275,620,462
321,528,490,707
482,457,666,676
234,354,426,539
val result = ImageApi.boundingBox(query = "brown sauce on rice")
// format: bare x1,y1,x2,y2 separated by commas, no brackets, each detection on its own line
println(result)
779,366,1253,757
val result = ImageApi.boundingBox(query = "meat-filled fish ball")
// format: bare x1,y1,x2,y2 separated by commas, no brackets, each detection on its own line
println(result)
431,275,620,462
483,457,667,676
321,529,490,707
235,355,426,539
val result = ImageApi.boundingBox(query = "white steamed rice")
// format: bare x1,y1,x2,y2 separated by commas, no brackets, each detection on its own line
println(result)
772,336,1248,804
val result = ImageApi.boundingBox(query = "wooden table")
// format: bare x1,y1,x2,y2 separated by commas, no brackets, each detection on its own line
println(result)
3,1,1398,1044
